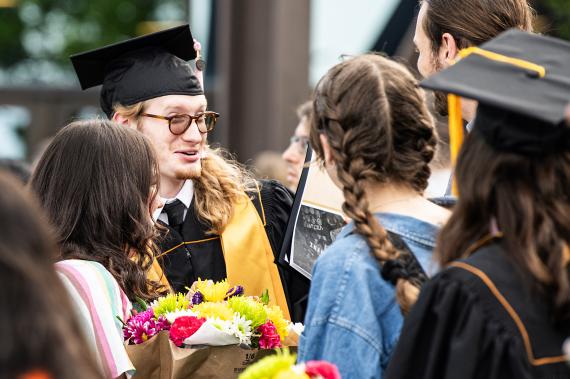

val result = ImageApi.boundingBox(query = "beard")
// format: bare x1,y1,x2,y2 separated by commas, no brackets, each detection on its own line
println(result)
429,56,449,116
175,162,202,179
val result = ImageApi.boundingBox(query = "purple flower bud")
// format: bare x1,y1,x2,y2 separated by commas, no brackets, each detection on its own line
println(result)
192,291,204,305
225,285,244,299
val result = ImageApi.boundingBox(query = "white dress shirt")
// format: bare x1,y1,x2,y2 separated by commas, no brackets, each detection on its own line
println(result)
153,180,194,224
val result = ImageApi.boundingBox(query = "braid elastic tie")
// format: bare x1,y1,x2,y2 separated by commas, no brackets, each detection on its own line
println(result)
381,259,411,285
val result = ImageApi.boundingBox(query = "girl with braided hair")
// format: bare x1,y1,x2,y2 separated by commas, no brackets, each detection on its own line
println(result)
297,54,450,379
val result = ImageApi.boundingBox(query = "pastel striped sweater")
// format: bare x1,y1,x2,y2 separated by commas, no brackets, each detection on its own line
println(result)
56,260,135,378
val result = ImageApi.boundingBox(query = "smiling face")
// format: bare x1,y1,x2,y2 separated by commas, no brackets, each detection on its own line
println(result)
137,94,208,196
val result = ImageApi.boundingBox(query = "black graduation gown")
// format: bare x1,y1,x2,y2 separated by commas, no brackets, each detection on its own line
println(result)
385,242,570,379
157,179,310,322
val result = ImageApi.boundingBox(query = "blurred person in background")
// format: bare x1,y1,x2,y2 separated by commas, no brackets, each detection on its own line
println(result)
252,150,289,185
0,172,101,379
71,25,305,321
298,54,450,379
282,101,311,192
30,120,168,378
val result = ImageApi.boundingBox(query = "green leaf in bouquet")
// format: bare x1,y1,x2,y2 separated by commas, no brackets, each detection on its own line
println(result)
260,289,270,305
135,297,149,311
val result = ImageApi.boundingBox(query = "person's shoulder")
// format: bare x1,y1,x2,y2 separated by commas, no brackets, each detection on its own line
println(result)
256,179,292,203
55,259,116,285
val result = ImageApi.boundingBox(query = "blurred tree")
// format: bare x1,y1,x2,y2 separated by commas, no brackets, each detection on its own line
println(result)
0,0,186,84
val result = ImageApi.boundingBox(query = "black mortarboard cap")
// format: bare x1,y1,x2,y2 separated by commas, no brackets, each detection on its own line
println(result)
70,24,203,118
421,29,570,155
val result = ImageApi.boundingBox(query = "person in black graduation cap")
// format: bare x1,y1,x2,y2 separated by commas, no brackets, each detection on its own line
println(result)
69,25,305,320
385,29,570,379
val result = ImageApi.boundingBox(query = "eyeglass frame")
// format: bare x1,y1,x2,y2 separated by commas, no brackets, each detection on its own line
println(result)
140,111,220,135
289,135,310,153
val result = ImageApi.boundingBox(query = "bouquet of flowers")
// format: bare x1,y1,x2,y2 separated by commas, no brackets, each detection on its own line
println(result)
121,279,300,379
239,349,341,379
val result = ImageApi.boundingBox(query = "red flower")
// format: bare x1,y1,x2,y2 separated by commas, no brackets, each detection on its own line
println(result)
169,316,206,347
257,321,282,349
305,361,341,379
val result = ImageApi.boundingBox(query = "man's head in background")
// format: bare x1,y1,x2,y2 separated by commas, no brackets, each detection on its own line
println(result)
282,101,312,192
413,0,534,119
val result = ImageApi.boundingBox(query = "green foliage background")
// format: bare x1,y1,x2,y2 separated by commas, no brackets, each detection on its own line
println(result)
0,0,185,83
539,0,570,40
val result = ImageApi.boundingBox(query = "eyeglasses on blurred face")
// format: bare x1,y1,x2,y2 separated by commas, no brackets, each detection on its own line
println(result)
289,135,310,153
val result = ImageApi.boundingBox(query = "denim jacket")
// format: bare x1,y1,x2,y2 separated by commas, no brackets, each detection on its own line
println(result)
298,213,440,379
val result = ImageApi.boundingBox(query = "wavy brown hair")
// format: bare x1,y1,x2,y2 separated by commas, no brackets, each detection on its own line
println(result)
114,102,257,234
438,129,570,322
421,0,534,55
309,54,437,313
0,173,102,379
30,120,166,301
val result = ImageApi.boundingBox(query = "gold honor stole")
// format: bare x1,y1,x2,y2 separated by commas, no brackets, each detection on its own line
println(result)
221,192,291,321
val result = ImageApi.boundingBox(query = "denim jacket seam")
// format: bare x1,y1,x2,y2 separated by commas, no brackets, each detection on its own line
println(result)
382,225,436,247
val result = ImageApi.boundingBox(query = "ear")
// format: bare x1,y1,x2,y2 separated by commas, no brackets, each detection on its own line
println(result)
319,133,335,166
439,32,459,67
112,112,136,129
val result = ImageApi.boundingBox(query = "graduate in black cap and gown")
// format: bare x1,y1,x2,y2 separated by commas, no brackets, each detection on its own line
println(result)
70,25,310,321
385,29,570,379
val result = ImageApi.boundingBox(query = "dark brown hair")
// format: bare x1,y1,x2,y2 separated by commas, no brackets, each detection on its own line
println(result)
422,0,534,55
309,54,437,313
30,119,165,301
0,173,102,379
438,130,570,322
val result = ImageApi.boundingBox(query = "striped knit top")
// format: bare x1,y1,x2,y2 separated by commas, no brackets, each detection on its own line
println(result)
56,259,135,378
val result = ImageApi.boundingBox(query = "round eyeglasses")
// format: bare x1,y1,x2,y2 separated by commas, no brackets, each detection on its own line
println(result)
141,111,220,135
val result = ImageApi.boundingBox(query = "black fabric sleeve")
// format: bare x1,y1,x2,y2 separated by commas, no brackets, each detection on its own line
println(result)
385,269,532,379
257,179,310,323
257,179,292,256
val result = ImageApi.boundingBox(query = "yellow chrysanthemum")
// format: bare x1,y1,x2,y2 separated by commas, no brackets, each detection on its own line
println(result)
192,301,234,321
238,349,297,379
266,305,289,340
274,370,310,379
228,296,267,328
195,278,231,302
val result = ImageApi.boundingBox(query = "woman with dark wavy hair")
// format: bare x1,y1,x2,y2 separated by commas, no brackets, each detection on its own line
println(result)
297,54,450,379
30,120,167,378
0,172,102,379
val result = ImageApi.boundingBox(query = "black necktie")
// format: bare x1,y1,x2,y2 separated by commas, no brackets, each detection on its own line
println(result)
162,199,186,233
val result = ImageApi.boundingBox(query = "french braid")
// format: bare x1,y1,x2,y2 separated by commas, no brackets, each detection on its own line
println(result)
309,54,437,314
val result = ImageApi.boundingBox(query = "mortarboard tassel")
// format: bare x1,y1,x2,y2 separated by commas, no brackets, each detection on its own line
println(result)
447,46,546,197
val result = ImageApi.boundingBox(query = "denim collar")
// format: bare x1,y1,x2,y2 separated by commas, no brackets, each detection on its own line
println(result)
337,212,439,248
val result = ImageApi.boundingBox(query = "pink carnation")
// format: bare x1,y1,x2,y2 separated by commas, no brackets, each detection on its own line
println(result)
123,308,170,345
169,316,206,347
305,361,341,379
257,321,281,349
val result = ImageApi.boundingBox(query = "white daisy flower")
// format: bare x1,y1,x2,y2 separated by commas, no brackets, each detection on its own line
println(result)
230,314,253,345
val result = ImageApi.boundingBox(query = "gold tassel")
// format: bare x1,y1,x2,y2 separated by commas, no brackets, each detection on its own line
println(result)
448,94,464,197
